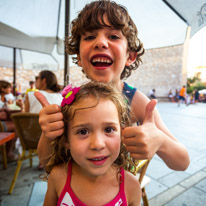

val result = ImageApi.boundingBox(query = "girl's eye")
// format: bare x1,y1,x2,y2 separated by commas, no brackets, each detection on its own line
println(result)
77,129,89,136
105,127,115,133
109,35,120,40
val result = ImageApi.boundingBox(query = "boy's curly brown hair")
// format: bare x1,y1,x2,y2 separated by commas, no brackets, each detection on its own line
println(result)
66,0,144,80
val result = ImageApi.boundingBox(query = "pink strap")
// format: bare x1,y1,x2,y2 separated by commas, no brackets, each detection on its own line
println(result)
57,161,72,206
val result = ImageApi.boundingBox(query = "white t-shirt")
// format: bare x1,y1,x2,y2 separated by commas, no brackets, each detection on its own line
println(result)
5,93,15,101
0,93,15,108
28,90,62,113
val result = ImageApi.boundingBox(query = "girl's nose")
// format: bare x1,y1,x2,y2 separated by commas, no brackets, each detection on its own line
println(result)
94,35,108,50
90,134,105,150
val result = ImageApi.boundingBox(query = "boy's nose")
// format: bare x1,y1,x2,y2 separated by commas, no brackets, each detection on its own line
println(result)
89,134,105,150
94,36,108,50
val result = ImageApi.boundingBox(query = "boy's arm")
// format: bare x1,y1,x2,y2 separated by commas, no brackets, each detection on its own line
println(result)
35,92,64,167
123,92,190,171
125,171,141,206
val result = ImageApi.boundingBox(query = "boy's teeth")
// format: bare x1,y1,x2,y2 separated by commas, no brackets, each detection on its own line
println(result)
92,58,111,63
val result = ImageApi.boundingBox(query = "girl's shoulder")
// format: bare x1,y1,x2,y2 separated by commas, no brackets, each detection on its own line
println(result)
49,163,68,181
124,170,140,187
49,163,68,197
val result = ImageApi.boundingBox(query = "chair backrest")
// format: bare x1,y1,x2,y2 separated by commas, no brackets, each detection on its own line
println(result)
0,121,4,132
125,157,151,184
11,112,41,150
135,159,150,184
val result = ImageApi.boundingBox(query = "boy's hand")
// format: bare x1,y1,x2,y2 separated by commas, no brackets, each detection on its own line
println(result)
34,91,64,140
122,99,163,160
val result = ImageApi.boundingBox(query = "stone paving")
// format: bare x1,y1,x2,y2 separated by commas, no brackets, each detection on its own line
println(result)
0,102,206,206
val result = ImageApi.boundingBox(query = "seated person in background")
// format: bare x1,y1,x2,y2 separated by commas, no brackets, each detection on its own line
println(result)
0,80,18,161
168,89,174,102
16,70,62,169
17,70,62,113
149,89,156,99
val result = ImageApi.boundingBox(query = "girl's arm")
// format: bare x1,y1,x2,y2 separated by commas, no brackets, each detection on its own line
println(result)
123,91,190,171
125,171,141,206
43,174,58,206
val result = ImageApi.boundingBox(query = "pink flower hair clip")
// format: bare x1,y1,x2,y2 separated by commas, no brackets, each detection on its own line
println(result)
61,84,80,107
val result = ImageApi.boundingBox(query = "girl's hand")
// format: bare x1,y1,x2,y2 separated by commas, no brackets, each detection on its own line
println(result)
34,91,64,140
122,99,164,160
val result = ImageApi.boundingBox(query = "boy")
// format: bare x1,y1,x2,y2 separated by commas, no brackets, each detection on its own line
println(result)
36,0,189,171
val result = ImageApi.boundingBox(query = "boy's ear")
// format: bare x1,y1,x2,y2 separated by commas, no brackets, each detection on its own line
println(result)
64,141,70,150
126,52,137,66
77,55,82,67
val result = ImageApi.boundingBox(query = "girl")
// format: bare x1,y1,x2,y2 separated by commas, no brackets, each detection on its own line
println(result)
43,81,141,206
37,0,189,171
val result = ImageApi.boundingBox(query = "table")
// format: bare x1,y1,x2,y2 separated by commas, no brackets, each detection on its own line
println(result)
0,132,16,169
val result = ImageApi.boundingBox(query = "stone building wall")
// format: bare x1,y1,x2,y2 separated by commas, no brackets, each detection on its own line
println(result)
126,44,185,97
0,44,186,97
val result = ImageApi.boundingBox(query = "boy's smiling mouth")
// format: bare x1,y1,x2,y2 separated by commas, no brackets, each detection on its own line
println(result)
91,55,113,68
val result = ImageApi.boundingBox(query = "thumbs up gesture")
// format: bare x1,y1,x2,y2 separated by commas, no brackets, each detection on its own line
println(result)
122,99,163,160
34,91,64,140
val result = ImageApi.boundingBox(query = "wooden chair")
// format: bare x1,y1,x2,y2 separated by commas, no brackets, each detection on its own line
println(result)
8,112,42,194
135,159,151,206
126,158,151,206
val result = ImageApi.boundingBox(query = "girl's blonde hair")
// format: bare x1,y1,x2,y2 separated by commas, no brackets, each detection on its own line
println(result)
66,0,144,80
45,81,131,175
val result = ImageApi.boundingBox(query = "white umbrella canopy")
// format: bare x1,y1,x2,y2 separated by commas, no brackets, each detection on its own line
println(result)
70,0,206,49
0,0,65,54
0,0,66,90
1,0,206,54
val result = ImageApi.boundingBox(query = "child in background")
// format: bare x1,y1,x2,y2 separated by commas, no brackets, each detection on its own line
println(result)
36,0,189,171
43,81,141,206
0,80,18,161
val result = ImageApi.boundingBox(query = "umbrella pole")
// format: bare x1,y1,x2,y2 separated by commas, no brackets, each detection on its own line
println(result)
13,48,16,96
64,0,70,86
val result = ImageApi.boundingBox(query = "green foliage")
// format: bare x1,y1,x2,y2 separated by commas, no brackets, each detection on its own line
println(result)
194,82,206,90
187,76,200,87
187,76,206,93
187,86,194,94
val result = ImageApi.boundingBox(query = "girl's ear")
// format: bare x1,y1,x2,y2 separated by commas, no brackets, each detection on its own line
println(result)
77,55,82,67
125,52,137,66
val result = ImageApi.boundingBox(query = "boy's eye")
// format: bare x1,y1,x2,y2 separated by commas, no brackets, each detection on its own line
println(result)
84,35,95,40
105,127,115,133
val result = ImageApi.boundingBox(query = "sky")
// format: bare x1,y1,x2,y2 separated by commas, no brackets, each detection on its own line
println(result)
187,26,206,77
